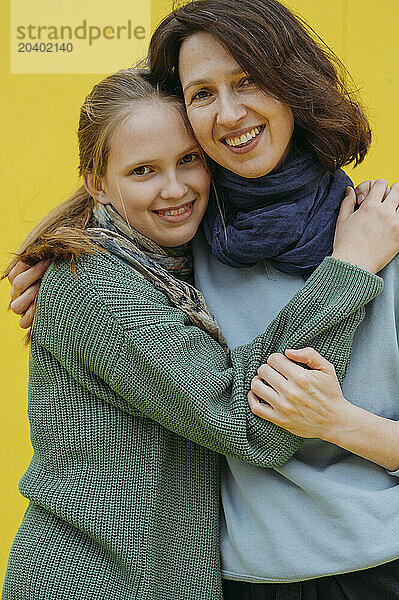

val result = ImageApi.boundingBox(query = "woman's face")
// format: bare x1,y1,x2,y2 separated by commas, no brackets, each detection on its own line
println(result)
96,101,210,247
179,32,295,178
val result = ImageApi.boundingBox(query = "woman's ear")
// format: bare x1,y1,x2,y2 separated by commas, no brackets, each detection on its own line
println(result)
83,173,110,205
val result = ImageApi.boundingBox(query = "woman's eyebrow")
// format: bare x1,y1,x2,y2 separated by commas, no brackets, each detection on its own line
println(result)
183,79,207,94
183,68,245,94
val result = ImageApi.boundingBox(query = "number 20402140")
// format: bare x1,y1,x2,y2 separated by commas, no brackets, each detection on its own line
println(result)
18,43,73,52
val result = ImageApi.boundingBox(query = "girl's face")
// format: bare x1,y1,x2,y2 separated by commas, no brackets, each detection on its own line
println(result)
178,32,294,179
96,101,210,247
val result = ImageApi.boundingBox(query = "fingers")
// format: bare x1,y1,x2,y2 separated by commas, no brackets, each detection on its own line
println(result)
8,261,31,286
263,352,310,380
284,348,335,374
18,301,37,329
251,373,281,402
382,181,399,209
253,351,325,398
252,350,335,416
384,185,392,201
358,178,389,207
247,390,278,423
10,282,40,315
10,259,50,301
354,180,374,205
257,359,287,385
355,179,397,206
337,187,356,221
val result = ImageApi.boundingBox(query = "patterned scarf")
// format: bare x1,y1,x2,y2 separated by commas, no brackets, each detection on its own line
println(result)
203,151,352,276
88,203,229,352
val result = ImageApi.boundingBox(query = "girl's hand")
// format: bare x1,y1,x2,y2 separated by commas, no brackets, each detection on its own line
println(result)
354,180,374,204
332,179,399,274
354,180,391,205
248,348,353,440
8,259,50,328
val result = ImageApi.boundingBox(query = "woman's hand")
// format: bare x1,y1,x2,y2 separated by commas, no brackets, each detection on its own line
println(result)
8,259,50,328
249,348,399,470
332,179,399,274
248,348,352,440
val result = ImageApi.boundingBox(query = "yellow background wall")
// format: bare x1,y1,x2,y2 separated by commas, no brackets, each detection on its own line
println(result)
1,0,398,583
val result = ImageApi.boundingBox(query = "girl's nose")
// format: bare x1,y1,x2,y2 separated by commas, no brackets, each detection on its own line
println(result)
160,174,189,201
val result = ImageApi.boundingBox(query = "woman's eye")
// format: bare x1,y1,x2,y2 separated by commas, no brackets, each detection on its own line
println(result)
131,165,151,176
180,153,199,165
240,77,255,87
191,90,211,101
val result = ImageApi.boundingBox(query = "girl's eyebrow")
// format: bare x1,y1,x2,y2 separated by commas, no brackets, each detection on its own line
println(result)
123,145,200,171
180,144,201,155
183,68,245,94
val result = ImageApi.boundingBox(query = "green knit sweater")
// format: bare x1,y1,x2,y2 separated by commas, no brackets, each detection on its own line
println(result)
2,250,383,600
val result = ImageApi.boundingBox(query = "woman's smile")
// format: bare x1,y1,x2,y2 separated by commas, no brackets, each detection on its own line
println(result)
221,124,265,153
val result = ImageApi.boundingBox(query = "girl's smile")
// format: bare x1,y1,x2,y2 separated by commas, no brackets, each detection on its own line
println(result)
152,199,196,222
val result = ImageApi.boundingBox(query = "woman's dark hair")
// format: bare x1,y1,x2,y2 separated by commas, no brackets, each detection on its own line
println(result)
149,0,371,172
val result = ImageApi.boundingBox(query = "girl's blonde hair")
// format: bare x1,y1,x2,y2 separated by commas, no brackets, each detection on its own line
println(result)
3,68,190,278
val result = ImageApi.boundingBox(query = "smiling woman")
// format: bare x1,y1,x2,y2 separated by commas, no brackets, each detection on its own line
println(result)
147,0,399,597
179,32,294,178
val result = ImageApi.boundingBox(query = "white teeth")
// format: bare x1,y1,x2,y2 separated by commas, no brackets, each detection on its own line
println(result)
225,127,262,147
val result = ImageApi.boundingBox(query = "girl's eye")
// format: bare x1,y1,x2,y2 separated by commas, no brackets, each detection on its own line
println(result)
180,153,199,165
191,90,211,101
131,165,151,176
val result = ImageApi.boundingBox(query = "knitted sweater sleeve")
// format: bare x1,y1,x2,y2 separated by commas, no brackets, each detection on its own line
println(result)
34,252,383,468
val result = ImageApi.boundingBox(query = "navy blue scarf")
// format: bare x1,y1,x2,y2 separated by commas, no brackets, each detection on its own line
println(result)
203,151,352,275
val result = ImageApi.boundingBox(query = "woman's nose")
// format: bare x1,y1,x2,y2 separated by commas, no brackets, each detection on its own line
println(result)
216,93,247,128
160,174,189,201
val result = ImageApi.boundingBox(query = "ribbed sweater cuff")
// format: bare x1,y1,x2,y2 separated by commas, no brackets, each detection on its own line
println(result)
306,256,384,305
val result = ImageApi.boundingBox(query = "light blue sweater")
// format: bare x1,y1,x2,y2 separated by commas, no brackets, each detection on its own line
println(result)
193,235,399,583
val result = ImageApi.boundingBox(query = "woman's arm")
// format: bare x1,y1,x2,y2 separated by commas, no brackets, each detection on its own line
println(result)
247,181,399,469
331,404,399,472
32,249,382,469
248,348,399,471
7,260,51,328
